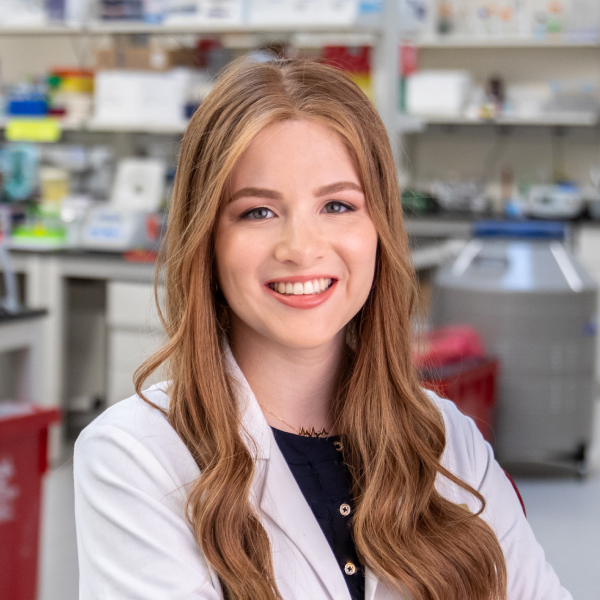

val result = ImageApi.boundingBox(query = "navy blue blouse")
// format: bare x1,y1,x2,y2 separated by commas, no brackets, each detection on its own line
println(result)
271,427,365,600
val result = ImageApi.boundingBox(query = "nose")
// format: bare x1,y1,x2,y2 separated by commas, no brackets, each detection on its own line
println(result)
274,214,325,267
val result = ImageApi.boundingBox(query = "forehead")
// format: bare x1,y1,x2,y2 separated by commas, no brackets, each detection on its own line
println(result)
229,119,360,190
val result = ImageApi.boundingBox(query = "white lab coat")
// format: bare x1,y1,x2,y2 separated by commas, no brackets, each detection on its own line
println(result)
74,345,572,600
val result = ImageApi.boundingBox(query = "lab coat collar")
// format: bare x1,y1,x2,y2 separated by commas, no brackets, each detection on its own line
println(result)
223,341,271,461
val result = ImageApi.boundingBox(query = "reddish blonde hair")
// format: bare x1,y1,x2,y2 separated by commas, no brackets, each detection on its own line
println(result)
135,57,507,600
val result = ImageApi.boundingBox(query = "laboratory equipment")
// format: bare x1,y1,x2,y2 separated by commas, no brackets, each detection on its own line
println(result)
0,144,38,202
81,157,166,251
525,184,584,219
432,221,597,472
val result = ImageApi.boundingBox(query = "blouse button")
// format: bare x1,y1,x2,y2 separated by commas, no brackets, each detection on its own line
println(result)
333,441,343,451
339,503,351,517
344,562,356,575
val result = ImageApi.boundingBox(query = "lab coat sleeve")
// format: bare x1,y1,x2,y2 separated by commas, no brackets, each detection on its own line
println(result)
74,422,221,600
438,397,573,600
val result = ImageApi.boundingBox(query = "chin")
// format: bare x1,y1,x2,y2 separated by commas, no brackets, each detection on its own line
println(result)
267,326,343,351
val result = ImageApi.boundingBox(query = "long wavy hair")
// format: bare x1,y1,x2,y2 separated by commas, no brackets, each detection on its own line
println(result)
134,57,507,600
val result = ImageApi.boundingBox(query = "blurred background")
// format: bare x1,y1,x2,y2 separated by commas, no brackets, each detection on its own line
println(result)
0,1,599,599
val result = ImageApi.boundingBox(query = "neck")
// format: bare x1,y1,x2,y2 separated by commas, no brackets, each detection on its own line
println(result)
229,318,345,435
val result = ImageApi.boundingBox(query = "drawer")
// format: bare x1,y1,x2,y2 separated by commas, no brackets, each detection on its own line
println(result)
107,281,165,331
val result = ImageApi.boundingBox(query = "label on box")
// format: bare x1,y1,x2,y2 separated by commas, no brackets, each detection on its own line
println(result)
5,119,62,143
166,0,243,24
358,0,382,15
250,0,358,25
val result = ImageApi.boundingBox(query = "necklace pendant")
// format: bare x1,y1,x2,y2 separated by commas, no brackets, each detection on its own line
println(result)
298,426,329,438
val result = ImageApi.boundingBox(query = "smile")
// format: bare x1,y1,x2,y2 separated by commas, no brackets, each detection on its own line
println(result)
264,277,338,309
267,278,333,296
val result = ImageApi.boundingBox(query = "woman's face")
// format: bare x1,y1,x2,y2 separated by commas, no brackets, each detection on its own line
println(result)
214,119,378,350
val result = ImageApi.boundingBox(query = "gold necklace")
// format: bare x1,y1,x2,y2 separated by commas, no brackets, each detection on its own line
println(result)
259,404,329,438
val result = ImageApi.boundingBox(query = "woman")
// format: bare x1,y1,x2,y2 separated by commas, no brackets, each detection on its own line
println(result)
74,58,571,600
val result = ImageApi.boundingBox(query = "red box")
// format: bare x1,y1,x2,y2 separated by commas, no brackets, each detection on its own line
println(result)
0,405,61,600
421,357,499,443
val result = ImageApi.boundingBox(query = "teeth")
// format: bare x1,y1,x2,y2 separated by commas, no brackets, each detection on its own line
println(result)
268,278,334,296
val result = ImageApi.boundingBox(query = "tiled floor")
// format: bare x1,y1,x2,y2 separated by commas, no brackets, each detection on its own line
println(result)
38,454,78,600
37,408,600,600
517,474,600,599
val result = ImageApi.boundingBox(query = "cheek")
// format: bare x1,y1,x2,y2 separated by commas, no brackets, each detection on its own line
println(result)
214,225,238,293
344,222,379,289
214,224,269,297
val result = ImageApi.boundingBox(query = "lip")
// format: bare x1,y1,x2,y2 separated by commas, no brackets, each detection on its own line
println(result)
265,278,338,309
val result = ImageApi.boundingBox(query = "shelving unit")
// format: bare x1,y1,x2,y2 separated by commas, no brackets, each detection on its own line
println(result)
6,14,600,140
0,2,407,159
400,27,600,190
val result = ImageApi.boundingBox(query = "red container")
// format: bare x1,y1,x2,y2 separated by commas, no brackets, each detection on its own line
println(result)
421,357,499,443
413,325,485,370
0,405,61,600
322,46,371,74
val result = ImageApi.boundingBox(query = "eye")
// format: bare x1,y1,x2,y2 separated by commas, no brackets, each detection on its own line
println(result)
241,207,275,220
323,201,353,214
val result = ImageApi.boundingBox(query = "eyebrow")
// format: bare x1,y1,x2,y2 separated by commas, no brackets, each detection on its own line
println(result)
313,181,363,196
227,180,363,204
228,187,283,203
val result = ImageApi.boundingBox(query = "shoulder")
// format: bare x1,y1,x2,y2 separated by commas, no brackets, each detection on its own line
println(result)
74,385,220,598
77,381,171,441
424,389,491,493
74,382,199,493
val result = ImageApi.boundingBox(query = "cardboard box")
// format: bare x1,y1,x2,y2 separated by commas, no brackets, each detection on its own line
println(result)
95,47,198,71
92,68,198,128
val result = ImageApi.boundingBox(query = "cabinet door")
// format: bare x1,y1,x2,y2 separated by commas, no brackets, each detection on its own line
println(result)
107,282,165,406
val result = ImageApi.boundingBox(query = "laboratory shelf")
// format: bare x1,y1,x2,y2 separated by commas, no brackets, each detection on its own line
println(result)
0,117,185,136
0,20,382,37
0,24,84,36
85,120,187,134
4,113,596,138
89,21,381,35
416,113,599,128
415,36,600,49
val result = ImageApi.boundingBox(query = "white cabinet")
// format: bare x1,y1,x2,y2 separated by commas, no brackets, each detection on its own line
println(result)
106,281,166,405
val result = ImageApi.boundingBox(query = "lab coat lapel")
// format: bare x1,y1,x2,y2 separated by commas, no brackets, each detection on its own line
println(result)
225,343,351,600
260,436,352,600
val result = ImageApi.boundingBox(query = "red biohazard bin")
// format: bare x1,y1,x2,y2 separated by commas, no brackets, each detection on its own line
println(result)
420,357,499,444
0,404,61,600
